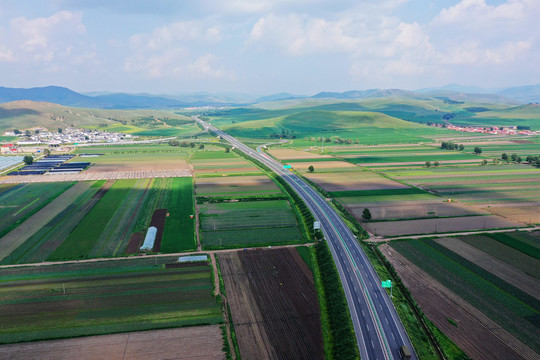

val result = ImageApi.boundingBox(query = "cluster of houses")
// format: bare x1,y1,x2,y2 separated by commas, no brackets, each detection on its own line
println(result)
2,128,136,146
430,123,539,136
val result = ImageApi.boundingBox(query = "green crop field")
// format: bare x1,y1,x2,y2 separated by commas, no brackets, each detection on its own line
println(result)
200,200,303,249
0,257,221,344
1,181,103,264
49,179,138,260
37,176,196,262
390,238,540,353
458,234,540,278
0,182,75,240
161,177,196,252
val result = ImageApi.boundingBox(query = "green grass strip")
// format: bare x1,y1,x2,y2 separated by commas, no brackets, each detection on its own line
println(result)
315,241,360,360
487,233,540,260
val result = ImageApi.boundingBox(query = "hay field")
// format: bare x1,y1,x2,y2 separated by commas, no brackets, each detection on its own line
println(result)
347,199,488,221
364,215,524,236
305,170,408,192
191,152,261,176
384,165,540,225
269,148,333,160
87,152,191,172
195,175,281,196
0,326,225,360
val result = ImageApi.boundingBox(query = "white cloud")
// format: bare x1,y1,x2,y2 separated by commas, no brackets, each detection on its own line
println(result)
435,0,535,24
0,11,86,63
248,14,372,56
125,21,232,80
440,40,532,65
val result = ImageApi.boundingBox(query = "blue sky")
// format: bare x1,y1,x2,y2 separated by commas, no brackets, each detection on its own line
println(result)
0,0,537,95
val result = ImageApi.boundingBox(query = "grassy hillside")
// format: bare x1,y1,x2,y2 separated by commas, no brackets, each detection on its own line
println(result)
211,109,448,144
452,104,540,130
0,100,193,133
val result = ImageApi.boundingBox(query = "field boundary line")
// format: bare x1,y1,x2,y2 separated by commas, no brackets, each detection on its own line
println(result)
0,243,315,269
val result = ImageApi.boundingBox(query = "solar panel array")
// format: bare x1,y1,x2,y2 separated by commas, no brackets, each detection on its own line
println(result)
0,156,24,172
8,155,90,176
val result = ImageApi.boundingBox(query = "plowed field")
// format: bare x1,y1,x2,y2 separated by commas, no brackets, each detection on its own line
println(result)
219,248,323,360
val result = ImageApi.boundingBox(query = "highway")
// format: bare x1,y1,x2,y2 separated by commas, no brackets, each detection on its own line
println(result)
195,117,416,359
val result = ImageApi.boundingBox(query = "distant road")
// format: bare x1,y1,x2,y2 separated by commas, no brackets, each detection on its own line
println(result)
194,116,416,360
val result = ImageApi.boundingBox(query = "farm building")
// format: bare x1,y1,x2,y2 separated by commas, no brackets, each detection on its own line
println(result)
1,144,19,154
140,226,158,251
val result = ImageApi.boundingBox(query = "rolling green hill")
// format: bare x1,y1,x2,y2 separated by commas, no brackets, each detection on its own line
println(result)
211,109,448,144
0,100,193,133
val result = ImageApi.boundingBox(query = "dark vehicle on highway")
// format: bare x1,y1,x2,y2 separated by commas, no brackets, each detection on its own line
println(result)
399,345,412,359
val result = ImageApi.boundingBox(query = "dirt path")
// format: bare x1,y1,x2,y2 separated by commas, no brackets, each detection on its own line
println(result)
434,237,540,299
0,243,315,269
380,244,538,360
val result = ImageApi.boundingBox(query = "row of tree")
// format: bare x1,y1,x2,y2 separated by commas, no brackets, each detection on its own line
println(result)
440,141,464,151
168,140,204,149
440,141,482,154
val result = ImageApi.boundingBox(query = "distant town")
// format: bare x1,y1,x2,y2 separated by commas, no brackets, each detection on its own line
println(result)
3,127,136,147
429,122,539,136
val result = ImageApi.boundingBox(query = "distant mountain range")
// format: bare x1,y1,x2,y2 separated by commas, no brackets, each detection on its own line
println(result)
0,86,238,109
0,83,538,109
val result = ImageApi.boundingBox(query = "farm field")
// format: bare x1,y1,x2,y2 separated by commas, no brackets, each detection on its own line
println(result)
82,151,191,173
364,215,524,236
191,149,262,176
379,243,536,360
0,257,222,344
345,198,489,222
161,177,196,252
195,175,282,197
434,237,539,299
387,238,540,356
384,165,540,224
458,233,540,278
199,200,303,249
269,148,334,160
218,248,323,360
0,182,75,239
305,169,409,192
0,181,93,262
1,176,196,264
0,325,225,360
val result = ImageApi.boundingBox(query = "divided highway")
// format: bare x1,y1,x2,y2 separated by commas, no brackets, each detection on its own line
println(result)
195,117,417,360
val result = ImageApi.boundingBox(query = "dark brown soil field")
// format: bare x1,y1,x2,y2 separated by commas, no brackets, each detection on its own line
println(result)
0,325,224,360
125,232,143,254
380,244,536,360
219,248,323,360
150,209,167,251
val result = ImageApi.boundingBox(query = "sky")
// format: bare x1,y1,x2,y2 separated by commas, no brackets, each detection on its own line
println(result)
0,0,538,95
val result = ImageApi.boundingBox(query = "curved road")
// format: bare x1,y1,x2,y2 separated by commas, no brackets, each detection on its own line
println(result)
195,117,416,360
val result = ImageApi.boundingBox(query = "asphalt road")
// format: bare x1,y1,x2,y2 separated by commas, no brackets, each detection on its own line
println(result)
195,117,417,360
